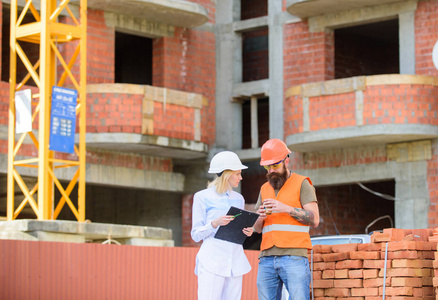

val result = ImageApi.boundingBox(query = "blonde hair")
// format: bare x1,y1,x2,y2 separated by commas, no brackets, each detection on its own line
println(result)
208,170,236,195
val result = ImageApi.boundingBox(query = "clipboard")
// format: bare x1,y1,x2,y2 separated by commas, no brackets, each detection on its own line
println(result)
214,206,259,245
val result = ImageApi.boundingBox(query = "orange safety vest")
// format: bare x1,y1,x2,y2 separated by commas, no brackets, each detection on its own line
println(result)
260,173,312,251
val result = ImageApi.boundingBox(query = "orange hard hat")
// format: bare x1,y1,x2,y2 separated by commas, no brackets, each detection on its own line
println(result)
260,139,291,166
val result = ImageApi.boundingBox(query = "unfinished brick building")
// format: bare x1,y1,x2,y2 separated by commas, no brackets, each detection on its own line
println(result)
0,0,437,251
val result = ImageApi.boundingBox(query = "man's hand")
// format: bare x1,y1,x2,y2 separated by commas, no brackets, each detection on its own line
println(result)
262,199,289,214
253,205,268,233
262,199,320,227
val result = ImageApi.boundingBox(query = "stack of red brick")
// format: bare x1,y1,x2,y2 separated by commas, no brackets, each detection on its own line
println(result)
432,227,438,299
310,228,436,299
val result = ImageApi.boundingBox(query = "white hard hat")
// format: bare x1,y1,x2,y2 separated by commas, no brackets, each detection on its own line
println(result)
208,151,248,174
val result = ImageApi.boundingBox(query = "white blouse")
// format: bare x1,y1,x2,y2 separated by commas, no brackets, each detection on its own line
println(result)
191,187,251,277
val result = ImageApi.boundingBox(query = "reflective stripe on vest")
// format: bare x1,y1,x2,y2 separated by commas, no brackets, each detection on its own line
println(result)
262,224,310,234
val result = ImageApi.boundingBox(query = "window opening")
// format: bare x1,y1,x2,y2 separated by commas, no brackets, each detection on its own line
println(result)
115,32,152,85
335,19,399,79
242,97,269,149
240,0,268,20
242,27,269,82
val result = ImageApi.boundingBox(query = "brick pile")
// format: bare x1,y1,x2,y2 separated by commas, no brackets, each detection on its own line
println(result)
432,227,438,299
310,228,436,300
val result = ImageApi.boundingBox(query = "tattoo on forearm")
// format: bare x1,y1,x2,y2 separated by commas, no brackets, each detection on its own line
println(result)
290,208,316,226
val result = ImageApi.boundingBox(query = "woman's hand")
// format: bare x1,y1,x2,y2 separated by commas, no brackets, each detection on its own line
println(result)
242,226,254,237
211,215,234,228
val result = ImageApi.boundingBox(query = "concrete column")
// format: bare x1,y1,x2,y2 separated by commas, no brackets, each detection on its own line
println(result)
394,161,429,229
215,0,242,150
268,0,284,139
399,11,416,75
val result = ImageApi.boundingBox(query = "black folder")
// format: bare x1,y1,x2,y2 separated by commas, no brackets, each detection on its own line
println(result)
214,206,259,245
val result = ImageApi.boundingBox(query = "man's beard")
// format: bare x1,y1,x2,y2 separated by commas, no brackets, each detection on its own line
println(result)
266,165,288,190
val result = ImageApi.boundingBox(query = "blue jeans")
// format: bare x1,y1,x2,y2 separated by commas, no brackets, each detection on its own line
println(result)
257,255,310,300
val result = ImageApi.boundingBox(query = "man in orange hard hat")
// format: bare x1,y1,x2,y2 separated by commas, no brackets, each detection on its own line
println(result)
253,138,319,300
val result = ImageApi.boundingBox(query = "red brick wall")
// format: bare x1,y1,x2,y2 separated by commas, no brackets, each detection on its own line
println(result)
153,102,196,140
86,9,114,83
0,81,9,127
289,146,388,171
284,94,304,134
86,93,143,134
86,91,209,142
364,84,438,126
152,38,164,86
182,194,200,247
153,27,216,145
309,93,357,130
415,0,438,77
284,21,334,88
284,83,438,137
0,1,2,78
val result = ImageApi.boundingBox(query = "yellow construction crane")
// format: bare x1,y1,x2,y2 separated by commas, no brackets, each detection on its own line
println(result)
7,0,87,221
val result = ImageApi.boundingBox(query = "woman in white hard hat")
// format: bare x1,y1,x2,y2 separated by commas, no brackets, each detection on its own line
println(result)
191,151,254,300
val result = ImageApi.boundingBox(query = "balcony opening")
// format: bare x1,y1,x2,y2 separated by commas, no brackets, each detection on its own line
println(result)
2,4,39,86
314,180,395,236
242,97,269,149
115,31,152,85
334,19,399,79
240,0,268,20
242,27,269,82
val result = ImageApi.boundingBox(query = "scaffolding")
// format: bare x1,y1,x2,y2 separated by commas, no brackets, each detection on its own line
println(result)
7,0,87,221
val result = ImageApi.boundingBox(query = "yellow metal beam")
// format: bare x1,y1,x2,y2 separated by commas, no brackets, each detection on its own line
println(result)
53,169,80,219
48,167,80,220
13,170,39,217
13,158,39,165
58,44,80,87
78,0,87,222
14,182,38,219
